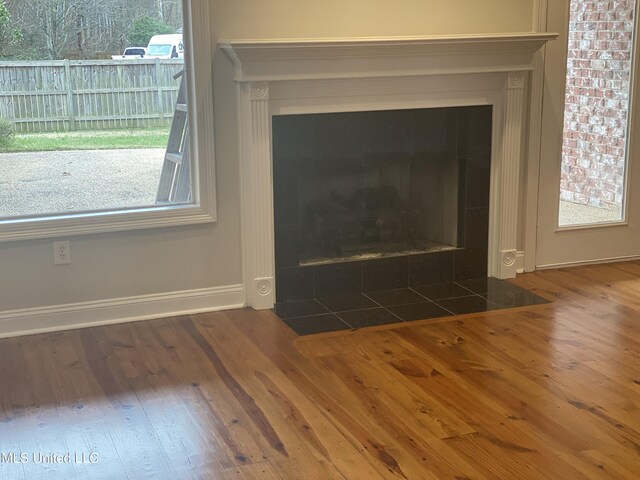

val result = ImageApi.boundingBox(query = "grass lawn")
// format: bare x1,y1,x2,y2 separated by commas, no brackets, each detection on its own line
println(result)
0,128,170,153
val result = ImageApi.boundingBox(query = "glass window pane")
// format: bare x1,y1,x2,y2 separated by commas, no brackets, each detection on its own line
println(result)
559,0,637,226
0,1,191,219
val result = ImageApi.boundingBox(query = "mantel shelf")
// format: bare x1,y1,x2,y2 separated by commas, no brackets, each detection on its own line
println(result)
220,33,558,82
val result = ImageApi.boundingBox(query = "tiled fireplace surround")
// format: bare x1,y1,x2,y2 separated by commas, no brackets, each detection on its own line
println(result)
221,34,556,310
273,106,493,304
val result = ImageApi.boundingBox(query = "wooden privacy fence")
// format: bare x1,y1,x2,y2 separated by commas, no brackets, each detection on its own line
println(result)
0,59,184,132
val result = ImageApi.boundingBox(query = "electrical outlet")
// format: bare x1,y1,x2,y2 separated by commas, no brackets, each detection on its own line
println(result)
54,241,71,265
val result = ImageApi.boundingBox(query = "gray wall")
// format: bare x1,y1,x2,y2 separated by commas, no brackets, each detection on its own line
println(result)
211,0,533,39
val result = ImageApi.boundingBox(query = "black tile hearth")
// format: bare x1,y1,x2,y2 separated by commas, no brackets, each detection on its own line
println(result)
365,288,424,306
275,300,328,319
318,293,377,312
284,314,351,336
274,277,550,336
435,295,497,315
455,276,506,295
387,302,453,322
411,282,474,301
337,308,400,329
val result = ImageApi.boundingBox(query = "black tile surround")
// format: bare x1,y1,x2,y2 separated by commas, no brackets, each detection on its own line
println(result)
272,105,505,334
274,106,493,304
276,250,488,303
276,278,549,336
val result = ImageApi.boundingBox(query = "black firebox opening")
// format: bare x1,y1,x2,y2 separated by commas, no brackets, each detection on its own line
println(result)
298,158,464,265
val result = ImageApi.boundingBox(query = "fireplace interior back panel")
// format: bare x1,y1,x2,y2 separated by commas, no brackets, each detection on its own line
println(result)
273,106,491,303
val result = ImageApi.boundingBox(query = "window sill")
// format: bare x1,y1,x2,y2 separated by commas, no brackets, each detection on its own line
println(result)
0,203,216,242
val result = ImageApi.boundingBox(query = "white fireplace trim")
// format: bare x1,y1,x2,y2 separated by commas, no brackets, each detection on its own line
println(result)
222,34,557,309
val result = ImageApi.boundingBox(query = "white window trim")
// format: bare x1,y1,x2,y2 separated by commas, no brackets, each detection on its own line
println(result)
0,0,216,243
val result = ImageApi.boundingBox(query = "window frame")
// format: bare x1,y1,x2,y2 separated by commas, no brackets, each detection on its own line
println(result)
0,0,216,242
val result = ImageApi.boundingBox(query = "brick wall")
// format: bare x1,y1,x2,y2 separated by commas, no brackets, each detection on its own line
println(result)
560,0,636,209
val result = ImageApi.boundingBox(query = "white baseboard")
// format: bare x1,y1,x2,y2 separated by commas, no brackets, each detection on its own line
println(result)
536,255,640,271
0,285,245,339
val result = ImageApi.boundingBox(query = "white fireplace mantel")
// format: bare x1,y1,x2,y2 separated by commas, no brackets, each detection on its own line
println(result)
221,33,557,309
221,33,557,81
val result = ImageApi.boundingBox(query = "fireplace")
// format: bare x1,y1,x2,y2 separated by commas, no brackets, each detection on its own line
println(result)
273,106,492,303
221,33,556,309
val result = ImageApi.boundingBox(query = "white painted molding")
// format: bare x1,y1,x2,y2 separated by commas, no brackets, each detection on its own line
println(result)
524,0,551,273
0,205,215,243
225,35,556,309
516,251,526,274
220,33,558,82
186,0,218,224
0,285,245,339
536,255,640,270
240,81,277,309
498,72,527,278
533,0,550,33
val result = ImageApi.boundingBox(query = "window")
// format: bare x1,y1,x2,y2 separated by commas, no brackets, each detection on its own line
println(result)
558,0,637,226
0,0,216,241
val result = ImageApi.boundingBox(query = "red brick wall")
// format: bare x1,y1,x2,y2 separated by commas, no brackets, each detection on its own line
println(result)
561,0,636,209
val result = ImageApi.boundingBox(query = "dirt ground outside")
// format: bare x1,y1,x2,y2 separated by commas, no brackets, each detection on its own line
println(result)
0,148,165,218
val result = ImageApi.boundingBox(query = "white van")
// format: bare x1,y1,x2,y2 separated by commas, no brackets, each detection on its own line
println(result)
146,34,184,59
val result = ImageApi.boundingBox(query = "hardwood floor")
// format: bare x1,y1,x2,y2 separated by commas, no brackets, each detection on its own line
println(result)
1,263,640,479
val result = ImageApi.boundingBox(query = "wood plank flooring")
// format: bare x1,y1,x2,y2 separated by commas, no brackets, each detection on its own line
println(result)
1,262,640,479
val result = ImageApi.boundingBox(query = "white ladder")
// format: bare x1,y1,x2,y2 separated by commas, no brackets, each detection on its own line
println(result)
156,70,192,204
